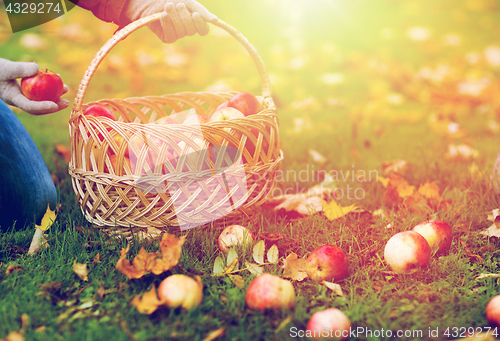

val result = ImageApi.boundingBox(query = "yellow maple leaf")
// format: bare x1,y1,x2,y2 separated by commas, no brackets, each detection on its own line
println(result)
417,181,440,200
282,252,308,281
323,200,357,220
378,176,389,188
131,285,165,315
36,204,56,231
395,180,415,198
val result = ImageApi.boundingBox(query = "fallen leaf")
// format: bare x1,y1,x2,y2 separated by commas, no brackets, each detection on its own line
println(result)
309,149,327,164
476,273,500,280
267,244,279,264
220,258,239,276
213,256,225,275
445,144,479,161
265,185,334,217
35,204,56,231
282,252,308,281
5,264,23,275
115,233,186,279
460,238,484,263
244,261,263,275
93,253,101,264
323,200,358,220
54,143,71,163
226,248,239,271
203,327,226,341
228,274,245,288
131,285,165,315
253,240,265,264
275,315,293,334
28,228,49,255
73,261,89,281
381,160,410,176
480,210,500,237
323,280,344,296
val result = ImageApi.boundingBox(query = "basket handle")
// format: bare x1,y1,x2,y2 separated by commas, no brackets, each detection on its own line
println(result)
71,13,272,113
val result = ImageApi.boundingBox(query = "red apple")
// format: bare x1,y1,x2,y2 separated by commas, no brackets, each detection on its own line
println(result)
412,219,452,255
158,274,203,311
305,245,349,282
245,273,295,310
384,231,431,274
306,308,351,341
215,101,228,111
486,295,500,327
183,114,209,126
209,107,245,146
228,92,260,116
218,225,254,253
21,69,64,102
84,104,116,121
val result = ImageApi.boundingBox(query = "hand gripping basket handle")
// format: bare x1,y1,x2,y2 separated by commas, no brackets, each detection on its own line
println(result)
71,13,272,113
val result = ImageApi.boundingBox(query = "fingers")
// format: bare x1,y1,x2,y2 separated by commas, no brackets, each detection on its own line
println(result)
157,2,212,43
0,60,39,81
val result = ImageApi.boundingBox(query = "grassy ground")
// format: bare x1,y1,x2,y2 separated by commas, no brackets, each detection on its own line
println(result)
3,0,500,340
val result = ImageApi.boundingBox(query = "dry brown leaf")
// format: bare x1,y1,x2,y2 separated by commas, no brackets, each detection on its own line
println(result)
228,274,245,288
115,233,186,279
381,159,410,176
151,233,186,275
73,261,89,281
460,239,484,264
131,285,165,315
54,143,71,163
265,185,334,217
244,261,263,275
480,210,500,237
282,252,308,281
323,280,344,296
203,327,226,341
5,264,23,275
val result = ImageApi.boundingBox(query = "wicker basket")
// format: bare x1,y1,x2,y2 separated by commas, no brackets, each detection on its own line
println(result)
68,13,283,232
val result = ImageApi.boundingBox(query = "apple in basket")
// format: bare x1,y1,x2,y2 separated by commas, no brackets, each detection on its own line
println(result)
209,107,245,146
183,114,209,125
228,92,261,116
84,104,116,121
21,69,64,102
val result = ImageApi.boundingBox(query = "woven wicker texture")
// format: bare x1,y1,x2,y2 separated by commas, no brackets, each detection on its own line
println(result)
68,14,282,231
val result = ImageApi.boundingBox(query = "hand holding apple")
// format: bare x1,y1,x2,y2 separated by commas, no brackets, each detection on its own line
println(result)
21,69,64,102
245,273,295,310
305,245,349,282
384,231,431,274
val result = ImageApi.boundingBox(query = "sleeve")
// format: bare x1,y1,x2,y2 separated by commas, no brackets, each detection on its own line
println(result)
74,0,129,25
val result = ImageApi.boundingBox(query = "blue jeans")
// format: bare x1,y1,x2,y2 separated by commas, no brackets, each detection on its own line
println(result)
0,99,57,231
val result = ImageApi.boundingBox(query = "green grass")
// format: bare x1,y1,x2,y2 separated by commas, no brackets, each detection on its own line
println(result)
3,0,500,339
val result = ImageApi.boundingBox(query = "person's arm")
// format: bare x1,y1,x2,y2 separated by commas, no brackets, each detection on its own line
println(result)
0,58,69,115
76,0,217,43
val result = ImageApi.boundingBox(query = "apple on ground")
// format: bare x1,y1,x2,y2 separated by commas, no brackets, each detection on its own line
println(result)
209,107,245,146
486,295,500,327
384,231,431,274
305,245,349,282
157,274,203,311
228,92,260,116
245,273,295,310
306,308,351,341
218,225,254,253
412,219,452,255
21,69,64,102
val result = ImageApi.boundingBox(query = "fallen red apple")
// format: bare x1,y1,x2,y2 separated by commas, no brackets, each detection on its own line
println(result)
384,231,431,274
306,308,351,341
157,274,203,311
218,224,254,253
84,104,116,121
245,273,295,310
412,219,452,255
486,295,500,327
228,92,260,116
305,245,349,282
21,69,64,102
